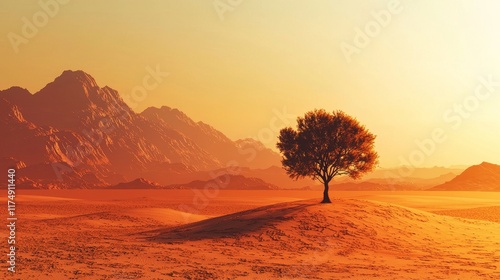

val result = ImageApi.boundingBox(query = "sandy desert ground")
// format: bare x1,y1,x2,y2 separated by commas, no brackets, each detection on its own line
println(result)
1,190,500,279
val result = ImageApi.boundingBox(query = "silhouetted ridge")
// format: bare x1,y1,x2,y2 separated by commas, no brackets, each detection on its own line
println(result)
431,162,500,191
0,86,31,99
34,70,128,112
54,70,99,89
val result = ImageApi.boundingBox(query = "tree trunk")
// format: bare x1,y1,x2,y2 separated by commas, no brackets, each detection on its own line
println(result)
321,181,331,203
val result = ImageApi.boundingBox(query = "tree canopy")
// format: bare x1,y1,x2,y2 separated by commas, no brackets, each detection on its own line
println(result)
277,109,378,203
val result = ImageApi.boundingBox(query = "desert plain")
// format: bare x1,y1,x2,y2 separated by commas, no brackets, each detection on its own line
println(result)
1,190,500,280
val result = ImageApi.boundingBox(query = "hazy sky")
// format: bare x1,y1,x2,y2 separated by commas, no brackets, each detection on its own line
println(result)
2,0,500,168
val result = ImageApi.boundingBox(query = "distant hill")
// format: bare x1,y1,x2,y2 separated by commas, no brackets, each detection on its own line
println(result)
430,162,500,191
167,174,279,190
109,178,162,189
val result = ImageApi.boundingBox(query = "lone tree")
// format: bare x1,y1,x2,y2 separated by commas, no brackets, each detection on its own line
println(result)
277,110,378,203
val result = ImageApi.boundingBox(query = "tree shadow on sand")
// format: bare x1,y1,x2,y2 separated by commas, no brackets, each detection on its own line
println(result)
139,200,316,243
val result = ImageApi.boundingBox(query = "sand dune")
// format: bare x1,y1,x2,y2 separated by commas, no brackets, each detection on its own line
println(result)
143,199,500,279
124,208,210,225
4,191,500,279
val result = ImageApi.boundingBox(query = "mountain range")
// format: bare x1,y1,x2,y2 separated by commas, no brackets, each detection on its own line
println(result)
0,70,281,188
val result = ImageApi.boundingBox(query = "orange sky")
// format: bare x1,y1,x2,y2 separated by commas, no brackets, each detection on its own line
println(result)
1,0,500,168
